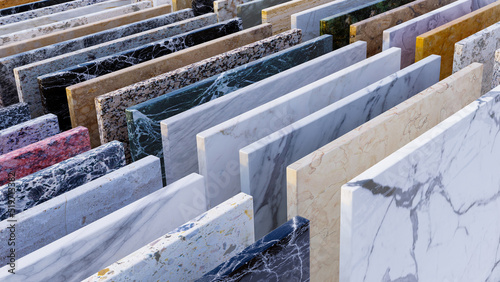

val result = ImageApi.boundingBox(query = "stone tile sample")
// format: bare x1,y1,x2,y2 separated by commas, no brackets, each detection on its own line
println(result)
0,114,59,155
172,0,190,11
0,102,30,130
0,141,125,222
39,18,242,131
191,0,213,15
214,0,251,21
0,0,50,9
197,48,401,218
0,0,108,25
383,0,494,68
157,39,362,207
1,173,208,281
287,62,482,281
0,0,73,16
339,86,500,282
416,1,500,79
68,20,266,149
320,0,415,50
494,49,500,89
96,29,302,162
0,126,91,187
453,23,500,94
84,192,253,281
0,1,153,46
0,155,162,265
198,216,309,281
351,0,455,56
13,9,198,119
237,0,291,28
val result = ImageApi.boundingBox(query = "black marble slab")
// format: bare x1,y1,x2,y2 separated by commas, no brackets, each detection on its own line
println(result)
0,0,73,16
0,102,30,130
192,0,214,15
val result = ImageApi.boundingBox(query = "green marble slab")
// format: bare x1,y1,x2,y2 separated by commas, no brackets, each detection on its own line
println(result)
237,0,292,29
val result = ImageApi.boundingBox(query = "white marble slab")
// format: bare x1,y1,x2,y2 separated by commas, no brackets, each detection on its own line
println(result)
494,49,500,89
0,173,207,281
382,0,496,68
453,21,500,94
197,48,401,237
0,0,152,46
0,155,163,265
340,85,500,281
240,55,441,240
84,193,254,281
214,0,251,21
161,41,366,209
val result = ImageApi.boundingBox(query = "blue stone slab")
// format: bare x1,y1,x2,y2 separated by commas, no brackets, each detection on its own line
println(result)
0,102,30,130
0,0,73,16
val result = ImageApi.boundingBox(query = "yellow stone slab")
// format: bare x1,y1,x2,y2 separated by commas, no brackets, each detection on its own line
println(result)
287,62,483,281
262,0,335,35
172,0,191,10
0,3,171,58
350,0,455,57
0,0,39,9
67,24,272,147
415,0,500,79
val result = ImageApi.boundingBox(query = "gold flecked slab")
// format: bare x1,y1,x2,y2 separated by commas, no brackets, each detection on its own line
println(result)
286,62,483,281
415,0,500,79
350,0,455,56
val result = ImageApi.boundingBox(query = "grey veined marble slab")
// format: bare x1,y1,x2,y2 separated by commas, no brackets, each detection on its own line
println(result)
237,0,291,29
0,155,162,265
453,21,500,94
14,9,202,118
0,173,207,281
494,49,500,89
340,85,500,282
197,48,401,238
157,40,365,209
0,102,30,130
0,114,59,155
240,55,441,240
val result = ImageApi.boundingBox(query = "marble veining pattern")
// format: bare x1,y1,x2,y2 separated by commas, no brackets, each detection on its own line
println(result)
236,0,291,29
0,0,73,16
0,102,30,130
192,0,214,15
494,49,500,89
214,0,251,21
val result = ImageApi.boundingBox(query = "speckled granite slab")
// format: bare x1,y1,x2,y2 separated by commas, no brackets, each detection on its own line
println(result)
0,0,72,15
38,18,241,131
0,126,91,187
1,173,207,281
453,22,500,94
0,140,124,222
0,155,161,265
494,49,500,89
237,0,290,28
96,28,301,163
0,1,152,46
198,216,310,281
12,8,194,118
84,192,253,281
0,114,59,155
0,102,30,130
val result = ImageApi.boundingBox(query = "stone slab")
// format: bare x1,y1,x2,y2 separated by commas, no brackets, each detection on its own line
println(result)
494,49,500,89
96,29,302,162
0,5,172,109
214,0,251,21
156,39,362,208
1,173,208,281
0,155,162,265
237,0,291,29
0,0,49,9
340,86,500,282
287,62,482,281
173,0,190,11
0,0,73,16
0,126,91,188
0,140,125,222
39,18,241,132
0,102,30,130
14,9,197,119
198,216,310,281
0,114,59,155
84,192,253,281
320,0,415,50
453,22,500,94
197,48,401,219
351,0,455,56
191,0,212,15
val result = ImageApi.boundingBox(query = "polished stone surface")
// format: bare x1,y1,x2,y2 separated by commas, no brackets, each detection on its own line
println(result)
0,102,30,130
0,155,161,265
0,114,59,155
237,0,291,28
288,63,482,281
494,49,500,89
0,0,62,9
198,216,310,281
0,0,72,15
214,0,251,21
84,192,253,281
192,0,213,15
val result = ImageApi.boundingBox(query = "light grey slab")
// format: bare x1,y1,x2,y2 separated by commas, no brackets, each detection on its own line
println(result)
196,48,402,234
236,0,291,29
161,41,367,209
240,55,441,239
494,49,500,89
0,173,207,282
0,155,163,265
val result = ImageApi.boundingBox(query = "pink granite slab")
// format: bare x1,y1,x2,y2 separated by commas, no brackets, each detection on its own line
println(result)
0,126,90,185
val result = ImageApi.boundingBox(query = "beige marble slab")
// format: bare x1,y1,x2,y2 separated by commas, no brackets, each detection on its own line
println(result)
214,0,252,21
262,0,335,34
172,0,190,10
0,4,171,58
67,23,272,148
286,62,483,281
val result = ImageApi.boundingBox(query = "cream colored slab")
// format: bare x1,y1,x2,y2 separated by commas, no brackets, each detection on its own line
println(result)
172,0,190,10
214,0,252,21
286,62,483,282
